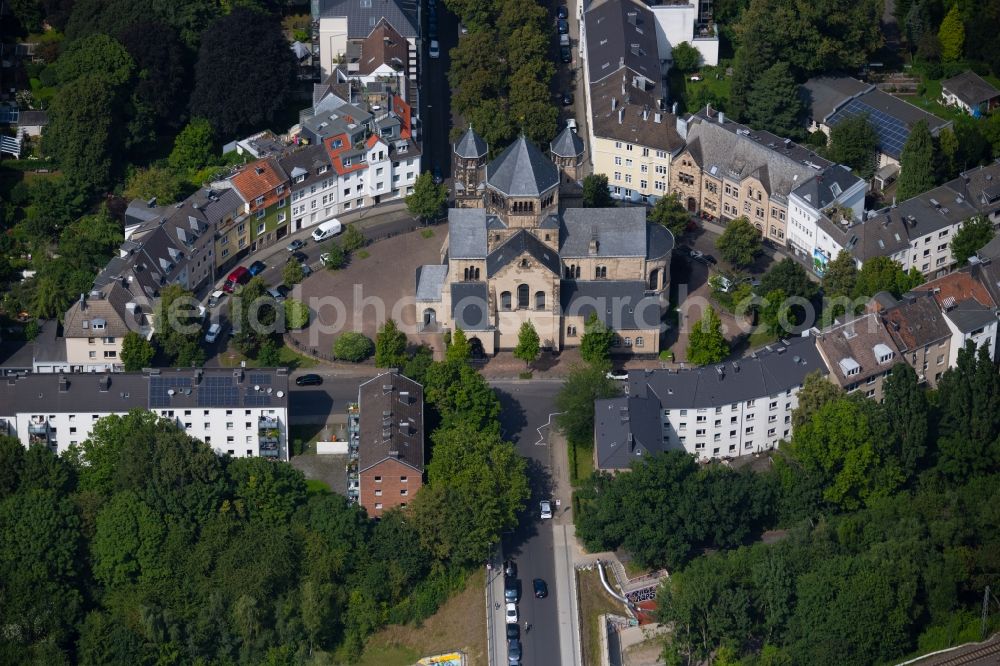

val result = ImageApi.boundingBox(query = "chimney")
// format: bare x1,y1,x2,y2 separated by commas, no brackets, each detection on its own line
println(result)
671,101,678,115
618,107,624,124
58,375,69,393
642,106,649,121
676,115,688,140
79,293,86,310
611,97,617,111
233,368,244,383
718,111,725,125
99,374,111,392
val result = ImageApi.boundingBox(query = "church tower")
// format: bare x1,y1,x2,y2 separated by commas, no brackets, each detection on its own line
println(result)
483,136,560,232
550,127,586,185
452,126,488,209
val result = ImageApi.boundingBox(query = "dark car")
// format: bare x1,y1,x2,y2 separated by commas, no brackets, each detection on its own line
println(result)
533,578,548,598
286,238,307,252
274,284,291,299
248,260,267,276
504,560,517,578
561,90,574,106
557,5,569,18
704,254,718,265
507,638,522,664
432,166,443,185
557,18,569,34
289,250,308,264
560,45,572,63
428,20,438,39
504,577,520,603
295,374,323,387
506,623,520,640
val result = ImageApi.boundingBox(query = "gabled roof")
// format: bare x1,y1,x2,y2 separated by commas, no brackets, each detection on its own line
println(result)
359,18,409,75
790,165,863,208
63,282,147,339
415,264,447,302
583,0,659,86
229,158,288,208
594,395,674,470
943,299,997,334
880,292,951,352
814,313,901,387
318,0,418,38
560,207,647,258
447,208,489,259
486,136,560,197
454,126,488,159
550,127,585,158
278,144,333,192
357,371,424,473
486,230,561,277
913,271,997,310
323,132,368,176
941,70,1000,106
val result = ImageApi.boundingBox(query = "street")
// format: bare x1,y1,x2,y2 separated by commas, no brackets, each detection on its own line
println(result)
420,0,457,181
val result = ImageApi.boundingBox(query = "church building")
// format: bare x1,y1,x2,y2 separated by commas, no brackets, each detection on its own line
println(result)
414,127,673,356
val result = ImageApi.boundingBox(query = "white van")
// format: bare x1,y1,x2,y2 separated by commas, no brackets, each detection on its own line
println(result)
312,219,343,242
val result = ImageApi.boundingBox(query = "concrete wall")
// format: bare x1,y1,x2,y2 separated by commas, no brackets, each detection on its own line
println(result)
319,17,349,79
649,4,719,67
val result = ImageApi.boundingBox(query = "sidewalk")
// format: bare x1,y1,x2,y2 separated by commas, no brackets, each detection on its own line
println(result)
487,548,507,666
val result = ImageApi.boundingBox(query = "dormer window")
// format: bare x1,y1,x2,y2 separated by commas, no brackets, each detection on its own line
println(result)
332,138,343,148
318,165,328,175
873,343,894,365
276,185,284,194
295,174,306,184
254,196,264,206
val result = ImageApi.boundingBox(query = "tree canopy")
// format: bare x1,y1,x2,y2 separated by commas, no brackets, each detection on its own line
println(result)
897,120,937,200
950,216,994,266
648,192,690,238
827,113,878,180
375,319,408,368
513,321,540,368
686,306,729,365
555,363,621,445
406,173,448,223
716,217,762,268
582,174,614,208
579,312,616,365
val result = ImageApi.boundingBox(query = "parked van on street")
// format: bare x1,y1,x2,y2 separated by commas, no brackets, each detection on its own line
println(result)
312,218,343,242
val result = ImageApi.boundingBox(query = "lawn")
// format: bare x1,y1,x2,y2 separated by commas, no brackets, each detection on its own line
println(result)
304,478,331,494
570,438,595,486
353,568,487,666
578,568,628,666
219,343,318,369
669,65,732,114
897,69,1000,124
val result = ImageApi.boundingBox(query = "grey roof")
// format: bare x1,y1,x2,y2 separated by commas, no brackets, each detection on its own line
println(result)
801,77,872,124
560,207,647,258
594,395,676,470
560,280,661,330
588,74,683,151
357,371,424,474
814,313,901,387
944,299,997,333
291,41,311,60
941,71,1000,106
451,282,491,331
17,109,48,126
791,165,863,208
278,144,333,192
881,292,951,352
0,368,289,414
647,223,675,260
977,235,1000,262
486,136,560,198
415,264,447,302
628,335,825,409
686,112,830,201
63,282,147,339
454,126,488,159
447,208,489,259
948,161,1000,216
583,0,659,86
486,230,561,277
317,0,417,38
550,127,585,158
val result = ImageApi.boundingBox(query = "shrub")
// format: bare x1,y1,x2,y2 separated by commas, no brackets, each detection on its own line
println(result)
341,224,366,252
284,299,309,329
333,332,374,362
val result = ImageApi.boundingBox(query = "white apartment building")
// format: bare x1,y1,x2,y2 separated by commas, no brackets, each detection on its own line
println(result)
314,0,418,82
787,165,867,272
595,336,824,469
648,2,719,67
0,368,290,461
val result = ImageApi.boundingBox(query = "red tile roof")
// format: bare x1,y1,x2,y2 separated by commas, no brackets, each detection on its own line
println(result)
230,158,288,211
913,271,997,309
323,133,367,177
393,95,412,139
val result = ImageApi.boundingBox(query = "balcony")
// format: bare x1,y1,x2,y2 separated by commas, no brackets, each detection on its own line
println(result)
259,415,279,430
28,417,48,436
259,442,280,458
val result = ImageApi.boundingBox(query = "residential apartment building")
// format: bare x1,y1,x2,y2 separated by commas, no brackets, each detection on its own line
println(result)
671,109,857,244
814,312,902,401
0,367,290,460
912,270,999,365
786,165,868,270
597,336,824,468
61,283,151,373
647,1,719,67
314,0,418,83
940,71,1000,118
580,0,685,204
874,291,953,388
279,143,338,233
356,371,424,518
229,157,292,253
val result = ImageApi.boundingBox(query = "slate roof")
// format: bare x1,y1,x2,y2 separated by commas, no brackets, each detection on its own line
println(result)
550,127,585,158
560,280,661,330
594,395,676,470
278,144,333,193
583,0,659,86
814,313,901,387
63,282,148,339
454,126,488,159
977,235,1000,262
588,74,684,151
790,165,863,209
944,299,997,333
941,71,1000,106
486,136,560,197
629,336,824,409
880,293,951,352
647,223,675,260
486,230,561,277
357,371,424,474
686,112,830,201
450,282,490,331
415,264,447,302
560,207,647,258
447,208,489,259
949,161,1000,215
317,0,417,38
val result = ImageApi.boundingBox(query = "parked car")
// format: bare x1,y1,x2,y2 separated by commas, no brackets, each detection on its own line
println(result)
507,638,522,664
504,560,517,578
504,577,520,603
557,18,569,34
540,500,552,519
505,602,518,624
295,374,323,387
533,578,548,598
561,91,574,106
207,290,226,308
557,5,569,18
300,263,313,277
432,165,443,184
248,260,267,276
312,219,343,242
560,44,572,63
506,623,520,640
267,285,291,301
289,250,308,264
559,33,570,47
704,254,718,265
429,39,440,58
428,21,438,39
204,323,222,343
223,266,251,293
287,239,306,252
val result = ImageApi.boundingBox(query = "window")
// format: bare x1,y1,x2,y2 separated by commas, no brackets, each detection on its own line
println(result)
696,415,706,423
937,354,945,365
89,351,96,359
624,337,632,347
595,265,607,279
375,503,383,510
635,337,643,347
501,291,512,310
401,489,408,496
696,429,706,436
375,489,382,496
625,174,632,183
254,196,264,206
614,156,622,165
256,209,265,220
745,426,754,434
535,291,546,310
866,389,876,398
400,476,408,483
103,351,116,358
640,179,648,190
614,171,622,181
517,284,529,309
625,159,633,168
374,475,382,483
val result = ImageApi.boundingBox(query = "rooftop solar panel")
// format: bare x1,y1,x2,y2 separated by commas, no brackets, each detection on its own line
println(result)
149,376,192,408
828,99,911,159
249,373,271,386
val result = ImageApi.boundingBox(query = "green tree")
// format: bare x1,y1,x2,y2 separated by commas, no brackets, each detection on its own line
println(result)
935,342,1000,479
55,33,135,87
282,260,305,286
189,8,296,136
791,370,843,429
582,174,614,208
333,332,374,362
340,224,367,252
648,192,690,237
555,363,622,445
827,113,878,180
853,256,922,300
403,345,435,384
937,4,965,62
91,490,167,588
228,456,308,522
686,306,729,365
760,258,819,301
45,74,119,193
950,215,994,266
821,250,859,324
284,298,309,329
758,288,792,337
375,318,408,368
169,118,215,171
406,172,448,223
231,277,273,357
323,241,347,270
513,321,540,369
123,165,189,204
120,331,155,371
155,284,208,366
414,424,530,566
745,61,804,137
579,312,616,365
671,42,702,73
424,359,502,433
881,363,928,480
716,217,762,268
897,120,937,200
256,337,280,366
446,327,471,363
